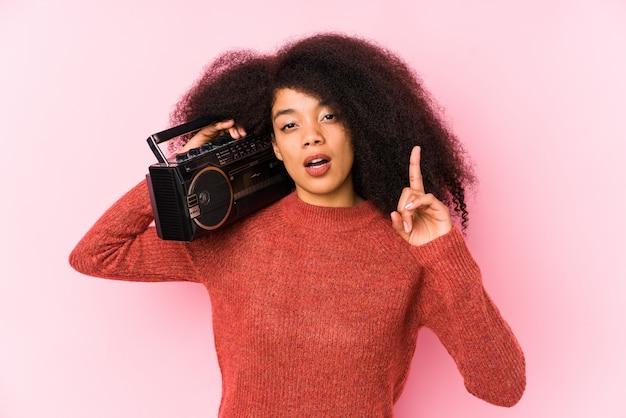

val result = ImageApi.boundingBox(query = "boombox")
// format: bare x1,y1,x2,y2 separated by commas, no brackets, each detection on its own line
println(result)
146,117,293,241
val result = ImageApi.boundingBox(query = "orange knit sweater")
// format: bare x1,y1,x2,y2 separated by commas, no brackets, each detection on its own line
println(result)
69,180,525,417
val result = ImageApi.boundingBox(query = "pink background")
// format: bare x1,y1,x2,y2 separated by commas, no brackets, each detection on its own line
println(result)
2,0,625,417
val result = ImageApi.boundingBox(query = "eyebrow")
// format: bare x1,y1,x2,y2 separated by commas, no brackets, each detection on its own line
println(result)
272,109,294,122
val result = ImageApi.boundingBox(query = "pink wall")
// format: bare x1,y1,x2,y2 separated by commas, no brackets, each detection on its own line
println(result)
2,0,625,416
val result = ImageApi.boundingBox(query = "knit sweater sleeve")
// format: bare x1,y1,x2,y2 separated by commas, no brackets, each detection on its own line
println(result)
69,180,205,283
411,227,526,407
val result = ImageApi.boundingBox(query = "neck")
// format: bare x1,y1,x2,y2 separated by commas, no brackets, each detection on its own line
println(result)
294,183,364,208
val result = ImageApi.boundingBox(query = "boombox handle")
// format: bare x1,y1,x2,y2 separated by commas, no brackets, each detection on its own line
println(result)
147,116,219,166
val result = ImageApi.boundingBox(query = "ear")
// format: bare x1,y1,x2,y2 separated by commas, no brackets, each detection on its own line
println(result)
271,134,283,161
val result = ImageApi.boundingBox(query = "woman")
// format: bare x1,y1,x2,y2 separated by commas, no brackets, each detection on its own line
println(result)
70,33,525,416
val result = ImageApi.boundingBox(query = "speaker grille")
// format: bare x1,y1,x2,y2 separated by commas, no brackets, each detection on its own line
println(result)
189,167,233,230
147,169,192,241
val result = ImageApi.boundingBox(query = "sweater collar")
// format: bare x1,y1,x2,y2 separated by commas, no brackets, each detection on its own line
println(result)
278,192,382,232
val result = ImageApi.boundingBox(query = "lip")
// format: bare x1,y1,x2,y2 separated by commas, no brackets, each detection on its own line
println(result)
303,153,331,166
303,153,331,177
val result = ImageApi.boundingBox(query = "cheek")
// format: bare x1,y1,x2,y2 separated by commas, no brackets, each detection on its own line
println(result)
273,137,297,160
281,157,300,176
342,144,355,171
273,142,300,174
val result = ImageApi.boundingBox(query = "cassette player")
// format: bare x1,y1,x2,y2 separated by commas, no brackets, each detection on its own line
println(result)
146,116,293,241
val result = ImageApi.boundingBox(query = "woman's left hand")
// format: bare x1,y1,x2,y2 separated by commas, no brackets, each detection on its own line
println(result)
391,146,453,246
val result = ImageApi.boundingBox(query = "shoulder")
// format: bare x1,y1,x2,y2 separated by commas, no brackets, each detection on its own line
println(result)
192,193,290,244
237,193,290,232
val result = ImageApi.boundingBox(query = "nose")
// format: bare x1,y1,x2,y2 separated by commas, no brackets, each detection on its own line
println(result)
302,124,325,148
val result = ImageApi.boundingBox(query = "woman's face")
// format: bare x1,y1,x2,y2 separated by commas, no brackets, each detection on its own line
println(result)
271,88,361,207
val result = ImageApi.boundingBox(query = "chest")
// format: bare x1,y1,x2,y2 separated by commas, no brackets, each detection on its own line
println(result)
208,228,421,352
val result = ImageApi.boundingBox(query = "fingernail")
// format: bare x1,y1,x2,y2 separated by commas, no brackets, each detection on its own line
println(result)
403,221,410,233
404,202,413,210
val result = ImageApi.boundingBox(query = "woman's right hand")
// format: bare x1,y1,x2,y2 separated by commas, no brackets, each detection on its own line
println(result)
179,119,247,153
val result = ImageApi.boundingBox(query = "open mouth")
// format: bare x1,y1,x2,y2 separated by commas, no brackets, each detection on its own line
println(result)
306,158,329,168
304,154,332,176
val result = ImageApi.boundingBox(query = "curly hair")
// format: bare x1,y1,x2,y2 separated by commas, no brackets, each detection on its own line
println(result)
170,33,476,228
169,49,275,148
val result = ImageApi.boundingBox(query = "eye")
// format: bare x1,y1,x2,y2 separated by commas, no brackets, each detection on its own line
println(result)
321,113,337,122
280,122,297,131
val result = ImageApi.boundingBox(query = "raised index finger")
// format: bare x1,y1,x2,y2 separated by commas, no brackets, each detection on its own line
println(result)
409,146,425,193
